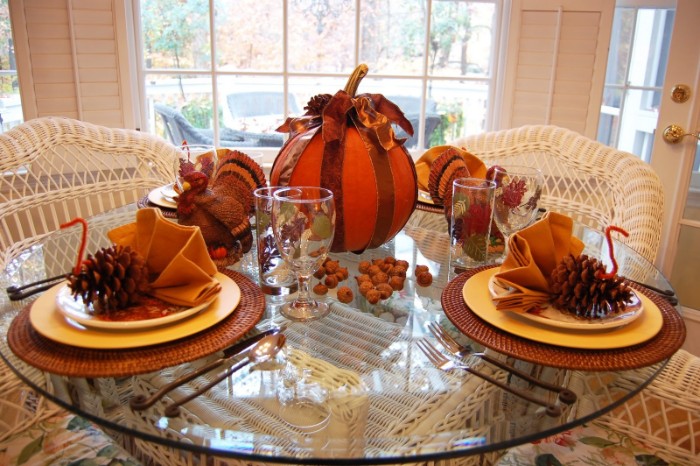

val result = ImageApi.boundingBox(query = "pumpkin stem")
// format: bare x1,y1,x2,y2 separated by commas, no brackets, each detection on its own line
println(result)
344,64,369,97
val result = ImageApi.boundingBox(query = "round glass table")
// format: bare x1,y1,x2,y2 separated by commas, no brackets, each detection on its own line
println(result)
0,205,682,464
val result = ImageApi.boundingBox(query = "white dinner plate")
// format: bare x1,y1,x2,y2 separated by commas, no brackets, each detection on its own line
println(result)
29,272,240,349
462,268,663,349
55,283,218,330
161,182,178,199
147,184,177,209
487,275,644,330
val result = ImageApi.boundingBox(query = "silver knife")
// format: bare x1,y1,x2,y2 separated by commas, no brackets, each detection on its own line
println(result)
129,323,287,410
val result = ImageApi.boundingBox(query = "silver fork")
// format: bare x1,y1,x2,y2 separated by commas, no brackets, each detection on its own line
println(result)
416,339,562,417
428,322,577,405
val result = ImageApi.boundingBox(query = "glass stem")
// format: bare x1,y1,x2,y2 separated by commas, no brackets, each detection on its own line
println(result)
294,273,315,306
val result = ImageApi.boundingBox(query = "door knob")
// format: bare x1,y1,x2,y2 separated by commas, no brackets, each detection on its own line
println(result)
662,124,700,144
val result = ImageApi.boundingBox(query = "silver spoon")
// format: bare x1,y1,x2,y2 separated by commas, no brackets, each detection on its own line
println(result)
164,333,287,417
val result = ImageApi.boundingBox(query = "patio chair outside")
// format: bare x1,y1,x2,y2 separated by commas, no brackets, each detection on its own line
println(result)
154,103,284,148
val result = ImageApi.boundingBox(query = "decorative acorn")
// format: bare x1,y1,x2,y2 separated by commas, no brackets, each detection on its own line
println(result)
549,226,633,319
63,218,150,314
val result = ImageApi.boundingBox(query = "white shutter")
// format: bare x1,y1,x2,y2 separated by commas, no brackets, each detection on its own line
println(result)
10,0,133,128
498,0,614,138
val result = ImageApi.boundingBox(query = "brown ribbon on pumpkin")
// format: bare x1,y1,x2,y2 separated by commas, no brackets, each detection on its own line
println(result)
350,97,394,249
275,90,414,252
273,114,322,190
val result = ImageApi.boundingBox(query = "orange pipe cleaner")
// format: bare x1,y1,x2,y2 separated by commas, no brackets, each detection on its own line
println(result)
60,217,89,275
600,225,629,279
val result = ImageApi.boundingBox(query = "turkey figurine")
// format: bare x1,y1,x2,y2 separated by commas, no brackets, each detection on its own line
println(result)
176,149,267,265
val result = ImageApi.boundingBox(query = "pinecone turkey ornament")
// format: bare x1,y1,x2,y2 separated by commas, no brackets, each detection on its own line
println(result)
63,218,150,314
549,226,633,319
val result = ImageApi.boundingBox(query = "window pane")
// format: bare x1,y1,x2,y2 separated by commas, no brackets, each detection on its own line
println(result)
146,74,214,144
429,1,495,78
361,78,424,147
429,79,488,141
598,87,622,146
598,7,672,161
628,9,673,88
617,89,661,162
604,8,634,86
288,0,356,73
360,0,426,75
141,0,211,70
683,142,700,219
289,75,348,112
218,75,288,147
0,0,22,131
215,0,283,71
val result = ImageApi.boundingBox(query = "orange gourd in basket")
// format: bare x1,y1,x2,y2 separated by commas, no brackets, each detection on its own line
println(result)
270,65,418,253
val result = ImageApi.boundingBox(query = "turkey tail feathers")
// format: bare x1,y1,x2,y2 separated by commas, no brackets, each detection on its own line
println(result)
427,147,470,206
213,149,268,214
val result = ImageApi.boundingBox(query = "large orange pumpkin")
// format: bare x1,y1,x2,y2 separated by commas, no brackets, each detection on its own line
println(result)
270,65,418,253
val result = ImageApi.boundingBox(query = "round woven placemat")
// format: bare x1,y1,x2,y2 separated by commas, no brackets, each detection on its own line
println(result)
7,269,265,378
137,195,177,218
442,266,686,371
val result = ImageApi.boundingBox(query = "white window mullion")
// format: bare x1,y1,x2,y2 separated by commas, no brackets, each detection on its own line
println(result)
283,0,290,118
420,0,434,150
209,0,219,144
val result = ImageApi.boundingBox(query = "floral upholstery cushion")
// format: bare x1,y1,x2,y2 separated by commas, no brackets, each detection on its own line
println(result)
0,411,140,465
495,422,678,466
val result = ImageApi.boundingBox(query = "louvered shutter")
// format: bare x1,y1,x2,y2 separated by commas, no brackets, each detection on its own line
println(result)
498,0,614,137
10,0,134,128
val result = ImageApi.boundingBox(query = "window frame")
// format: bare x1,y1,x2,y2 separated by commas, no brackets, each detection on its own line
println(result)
130,0,504,160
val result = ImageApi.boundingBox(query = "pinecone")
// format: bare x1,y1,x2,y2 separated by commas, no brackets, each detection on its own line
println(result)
304,94,333,116
549,254,633,319
68,245,150,314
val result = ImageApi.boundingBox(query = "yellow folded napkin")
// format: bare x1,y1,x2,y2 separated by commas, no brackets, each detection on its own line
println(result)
493,212,584,312
108,208,221,307
415,145,488,194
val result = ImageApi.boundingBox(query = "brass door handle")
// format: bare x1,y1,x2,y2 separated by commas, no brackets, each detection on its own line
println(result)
662,124,700,144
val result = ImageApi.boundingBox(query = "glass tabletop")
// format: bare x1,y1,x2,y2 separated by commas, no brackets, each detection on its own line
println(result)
0,205,677,464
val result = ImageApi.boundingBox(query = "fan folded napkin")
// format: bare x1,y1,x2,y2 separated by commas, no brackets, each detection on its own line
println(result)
493,212,584,312
108,208,221,307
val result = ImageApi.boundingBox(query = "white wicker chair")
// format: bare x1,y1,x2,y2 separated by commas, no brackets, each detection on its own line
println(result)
431,126,696,465
0,116,180,465
450,125,664,263
0,116,178,268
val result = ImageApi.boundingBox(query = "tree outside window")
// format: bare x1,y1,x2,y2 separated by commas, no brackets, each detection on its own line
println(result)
0,0,23,132
139,0,496,151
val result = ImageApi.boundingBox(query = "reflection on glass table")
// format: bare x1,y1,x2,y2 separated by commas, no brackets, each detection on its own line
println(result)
0,205,681,465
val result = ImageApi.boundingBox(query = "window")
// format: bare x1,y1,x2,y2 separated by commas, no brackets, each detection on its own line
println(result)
597,6,674,162
136,0,499,154
0,0,23,132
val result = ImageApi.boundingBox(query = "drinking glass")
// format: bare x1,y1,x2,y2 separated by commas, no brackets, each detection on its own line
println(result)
272,186,335,322
488,165,544,260
254,186,298,295
170,144,217,197
449,177,497,270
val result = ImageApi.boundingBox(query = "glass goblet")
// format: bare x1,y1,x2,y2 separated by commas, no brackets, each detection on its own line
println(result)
488,165,544,260
272,186,336,322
